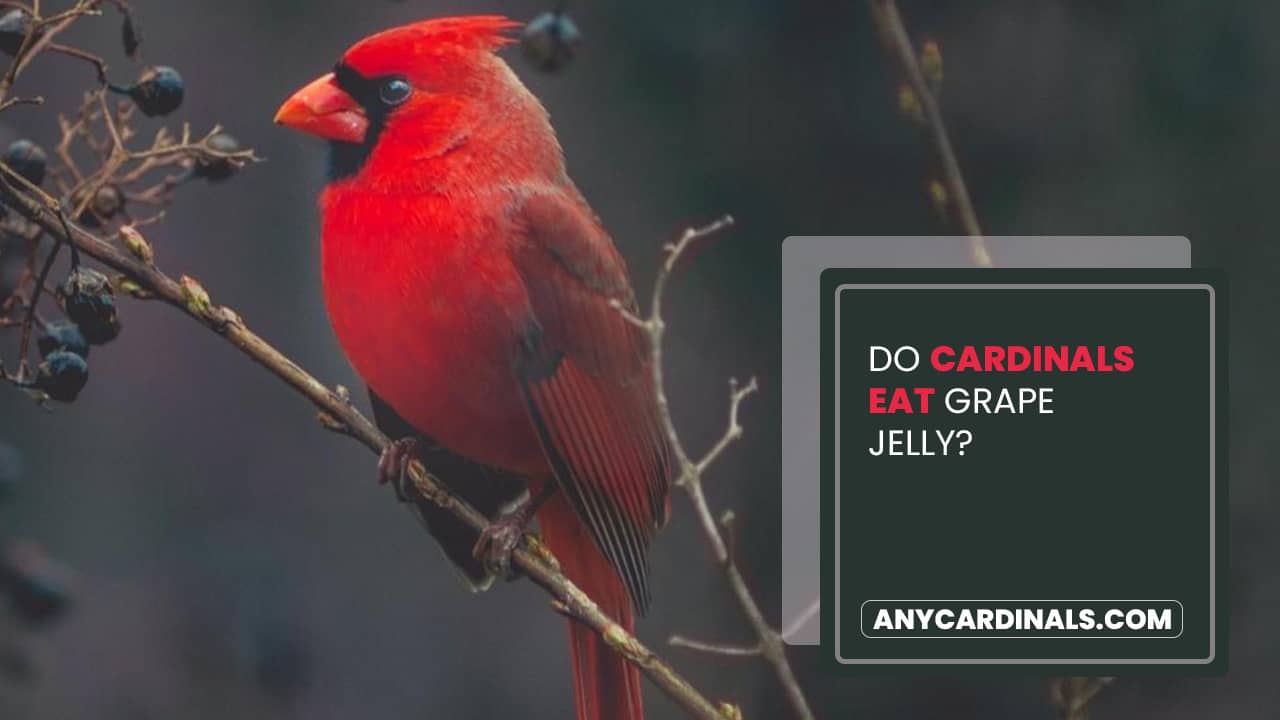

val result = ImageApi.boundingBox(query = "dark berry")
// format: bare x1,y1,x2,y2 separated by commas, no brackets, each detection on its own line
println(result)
127,65,184,117
37,320,90,360
0,443,19,505
193,133,242,183
33,350,88,403
3,139,46,186
244,619,313,700
9,574,70,625
58,267,121,345
121,14,141,59
0,9,36,57
92,184,124,217
0,237,23,297
78,185,125,228
521,11,582,73
1,545,72,627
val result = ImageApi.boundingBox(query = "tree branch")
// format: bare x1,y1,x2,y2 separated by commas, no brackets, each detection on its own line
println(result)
1050,677,1114,720
617,216,817,720
867,0,992,268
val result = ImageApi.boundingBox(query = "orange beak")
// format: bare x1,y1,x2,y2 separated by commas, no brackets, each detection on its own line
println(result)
274,73,369,144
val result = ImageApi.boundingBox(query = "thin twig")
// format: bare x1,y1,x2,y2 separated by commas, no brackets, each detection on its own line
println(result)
0,95,42,113
867,0,992,268
44,41,107,84
620,215,817,720
1050,677,1114,720
669,635,761,658
15,236,60,379
696,377,758,476
781,598,819,642
671,573,820,658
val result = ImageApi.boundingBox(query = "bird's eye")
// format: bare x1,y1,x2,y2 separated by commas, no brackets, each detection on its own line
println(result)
378,78,412,106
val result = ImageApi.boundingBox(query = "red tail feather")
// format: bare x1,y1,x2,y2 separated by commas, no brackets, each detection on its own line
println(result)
539,493,644,720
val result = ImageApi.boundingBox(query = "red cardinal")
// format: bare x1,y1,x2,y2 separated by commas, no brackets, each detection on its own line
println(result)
275,16,670,720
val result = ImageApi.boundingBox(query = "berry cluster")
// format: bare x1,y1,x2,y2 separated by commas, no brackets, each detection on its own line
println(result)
0,1,258,406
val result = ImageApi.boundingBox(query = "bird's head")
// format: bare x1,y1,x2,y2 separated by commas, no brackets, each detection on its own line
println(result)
275,15,537,182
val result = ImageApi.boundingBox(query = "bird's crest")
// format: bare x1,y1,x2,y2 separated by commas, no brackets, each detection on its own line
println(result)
342,16,519,74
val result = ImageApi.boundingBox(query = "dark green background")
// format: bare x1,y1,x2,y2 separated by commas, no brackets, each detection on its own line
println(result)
820,270,1226,673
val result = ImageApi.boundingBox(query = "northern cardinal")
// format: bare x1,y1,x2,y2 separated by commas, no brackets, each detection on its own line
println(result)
275,16,670,720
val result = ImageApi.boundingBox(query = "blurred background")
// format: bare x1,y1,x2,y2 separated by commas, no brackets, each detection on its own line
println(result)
1,0,1277,717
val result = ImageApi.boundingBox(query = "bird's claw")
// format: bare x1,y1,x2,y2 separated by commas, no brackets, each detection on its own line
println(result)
377,437,419,503
473,486,555,580
473,516,527,580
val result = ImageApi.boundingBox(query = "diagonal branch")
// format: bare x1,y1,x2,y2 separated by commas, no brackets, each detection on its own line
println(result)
0,179,738,720
1050,676,1114,720
867,0,992,268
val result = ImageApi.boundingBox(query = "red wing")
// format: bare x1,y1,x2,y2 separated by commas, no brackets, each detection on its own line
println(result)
511,190,671,612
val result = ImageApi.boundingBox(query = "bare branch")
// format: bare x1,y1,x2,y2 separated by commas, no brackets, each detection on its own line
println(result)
781,598,820,642
628,216,817,720
44,41,107,84
1049,676,1114,720
670,635,762,658
695,377,759,477
867,0,993,268
645,214,734,482
0,95,42,113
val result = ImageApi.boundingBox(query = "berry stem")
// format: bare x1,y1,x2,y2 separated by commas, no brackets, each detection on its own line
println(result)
16,237,62,379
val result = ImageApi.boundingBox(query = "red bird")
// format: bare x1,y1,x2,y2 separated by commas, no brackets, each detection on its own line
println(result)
275,16,670,720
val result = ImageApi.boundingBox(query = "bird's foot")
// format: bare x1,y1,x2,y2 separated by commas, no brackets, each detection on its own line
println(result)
377,437,420,503
473,485,555,579
474,514,528,580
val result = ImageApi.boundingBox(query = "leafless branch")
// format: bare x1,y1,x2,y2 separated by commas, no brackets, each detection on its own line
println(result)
669,635,762,658
1050,677,1114,720
867,0,993,268
669,592,816,660
618,215,817,719
781,598,819,642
